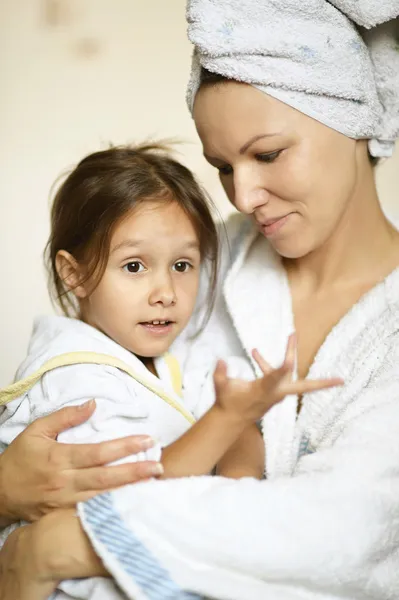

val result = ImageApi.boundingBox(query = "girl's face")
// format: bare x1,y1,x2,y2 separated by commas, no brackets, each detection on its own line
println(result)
194,81,368,259
79,201,201,358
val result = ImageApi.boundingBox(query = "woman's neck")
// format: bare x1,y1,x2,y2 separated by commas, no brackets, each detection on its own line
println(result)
284,173,399,293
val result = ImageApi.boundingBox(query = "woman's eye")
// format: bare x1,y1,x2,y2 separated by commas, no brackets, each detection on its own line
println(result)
256,151,282,164
123,261,145,273
217,164,233,176
173,261,192,273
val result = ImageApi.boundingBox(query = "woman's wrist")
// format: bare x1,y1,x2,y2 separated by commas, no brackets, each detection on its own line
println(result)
0,525,59,600
0,458,15,526
30,509,108,582
1,508,107,596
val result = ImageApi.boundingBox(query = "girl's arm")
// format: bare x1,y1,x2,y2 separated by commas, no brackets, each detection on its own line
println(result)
161,404,248,478
161,344,340,479
216,424,265,479
162,418,265,480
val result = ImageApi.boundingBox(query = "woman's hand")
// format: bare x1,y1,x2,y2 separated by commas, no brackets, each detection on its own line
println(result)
0,509,106,600
0,400,161,524
0,524,58,600
214,334,344,423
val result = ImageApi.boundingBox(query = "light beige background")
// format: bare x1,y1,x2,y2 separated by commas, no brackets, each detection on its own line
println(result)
0,0,398,385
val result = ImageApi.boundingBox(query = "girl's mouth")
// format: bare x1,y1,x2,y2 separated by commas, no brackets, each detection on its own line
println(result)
139,320,175,335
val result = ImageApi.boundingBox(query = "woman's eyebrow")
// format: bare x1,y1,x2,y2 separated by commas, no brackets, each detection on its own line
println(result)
239,132,281,154
204,132,282,163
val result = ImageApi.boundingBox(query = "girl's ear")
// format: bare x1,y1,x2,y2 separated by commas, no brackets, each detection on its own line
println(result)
55,250,88,299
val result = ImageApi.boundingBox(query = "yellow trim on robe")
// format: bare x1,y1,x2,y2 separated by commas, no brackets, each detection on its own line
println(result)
0,351,194,424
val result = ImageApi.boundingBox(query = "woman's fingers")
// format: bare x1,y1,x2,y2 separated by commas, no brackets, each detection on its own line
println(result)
30,401,97,439
73,461,163,496
285,377,344,397
64,435,156,470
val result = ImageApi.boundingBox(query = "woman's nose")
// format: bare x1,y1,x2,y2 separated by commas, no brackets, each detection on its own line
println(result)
233,170,270,215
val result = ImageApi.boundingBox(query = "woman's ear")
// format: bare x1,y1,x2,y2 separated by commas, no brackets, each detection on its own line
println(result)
55,250,88,299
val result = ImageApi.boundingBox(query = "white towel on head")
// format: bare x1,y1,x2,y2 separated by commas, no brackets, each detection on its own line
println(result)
186,0,399,158
329,0,399,28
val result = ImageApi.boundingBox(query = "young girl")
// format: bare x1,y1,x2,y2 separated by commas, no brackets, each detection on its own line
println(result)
0,144,339,486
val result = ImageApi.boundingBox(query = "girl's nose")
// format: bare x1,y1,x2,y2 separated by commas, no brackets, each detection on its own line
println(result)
148,275,177,307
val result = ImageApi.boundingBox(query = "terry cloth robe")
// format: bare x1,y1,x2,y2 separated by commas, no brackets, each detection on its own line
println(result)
0,313,252,600
75,214,399,600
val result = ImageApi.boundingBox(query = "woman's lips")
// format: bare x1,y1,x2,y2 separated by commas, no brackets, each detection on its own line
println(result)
260,214,292,237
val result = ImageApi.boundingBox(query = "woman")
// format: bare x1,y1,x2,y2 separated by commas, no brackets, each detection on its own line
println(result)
2,1,399,598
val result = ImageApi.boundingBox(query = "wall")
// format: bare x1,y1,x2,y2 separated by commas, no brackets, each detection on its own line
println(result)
0,0,397,384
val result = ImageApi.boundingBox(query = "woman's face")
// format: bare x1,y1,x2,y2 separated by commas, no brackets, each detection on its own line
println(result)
194,81,368,259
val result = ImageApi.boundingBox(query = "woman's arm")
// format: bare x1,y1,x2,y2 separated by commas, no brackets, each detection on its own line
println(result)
0,509,106,600
0,401,161,524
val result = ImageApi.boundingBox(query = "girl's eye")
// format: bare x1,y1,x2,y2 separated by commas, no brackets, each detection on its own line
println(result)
123,261,145,273
217,164,233,176
256,150,282,164
173,261,192,273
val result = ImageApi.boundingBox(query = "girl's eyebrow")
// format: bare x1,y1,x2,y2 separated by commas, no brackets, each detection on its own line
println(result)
111,239,200,254
178,241,201,251
111,239,143,254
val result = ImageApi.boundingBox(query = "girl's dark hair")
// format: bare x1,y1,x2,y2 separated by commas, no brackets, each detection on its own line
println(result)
199,67,381,167
45,143,219,328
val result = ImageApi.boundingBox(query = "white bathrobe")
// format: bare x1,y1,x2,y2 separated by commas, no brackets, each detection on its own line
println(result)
75,214,399,600
0,311,251,600
0,315,199,458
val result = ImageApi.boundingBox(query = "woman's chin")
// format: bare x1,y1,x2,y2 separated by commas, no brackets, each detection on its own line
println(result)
268,238,313,260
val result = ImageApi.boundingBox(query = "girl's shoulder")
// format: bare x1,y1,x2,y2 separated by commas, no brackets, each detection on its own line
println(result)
11,315,145,407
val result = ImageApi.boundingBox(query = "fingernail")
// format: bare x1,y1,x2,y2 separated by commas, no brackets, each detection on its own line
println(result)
79,400,95,410
138,436,154,450
149,463,164,476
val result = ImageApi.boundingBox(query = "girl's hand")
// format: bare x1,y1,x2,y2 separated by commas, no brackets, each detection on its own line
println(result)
0,509,106,600
0,400,161,524
213,334,343,423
